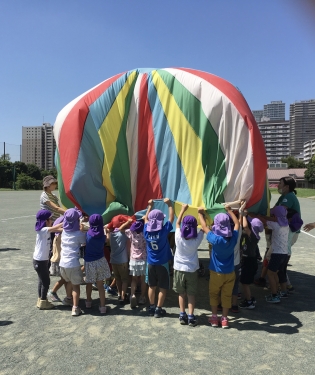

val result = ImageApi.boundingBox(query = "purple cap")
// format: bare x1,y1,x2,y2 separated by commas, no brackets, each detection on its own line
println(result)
270,206,288,227
147,209,165,232
74,206,83,218
35,209,52,231
53,215,64,236
88,214,104,237
212,213,232,237
289,213,303,232
250,218,264,240
63,208,80,232
181,215,197,239
130,220,144,234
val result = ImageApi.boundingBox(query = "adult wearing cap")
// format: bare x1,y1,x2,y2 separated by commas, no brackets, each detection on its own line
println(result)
40,175,66,222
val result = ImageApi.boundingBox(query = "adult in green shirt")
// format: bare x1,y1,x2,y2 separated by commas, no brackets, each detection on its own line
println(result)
275,176,301,292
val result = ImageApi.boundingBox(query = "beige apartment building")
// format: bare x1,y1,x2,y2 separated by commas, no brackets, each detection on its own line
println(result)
22,123,56,170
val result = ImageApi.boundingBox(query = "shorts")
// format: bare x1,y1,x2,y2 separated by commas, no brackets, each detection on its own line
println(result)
112,262,129,283
129,259,146,276
60,266,83,285
240,257,258,284
268,253,287,273
85,257,111,283
277,255,290,284
173,270,198,295
147,263,170,290
232,263,241,296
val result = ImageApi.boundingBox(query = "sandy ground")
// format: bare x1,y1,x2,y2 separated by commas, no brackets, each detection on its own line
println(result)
0,191,315,375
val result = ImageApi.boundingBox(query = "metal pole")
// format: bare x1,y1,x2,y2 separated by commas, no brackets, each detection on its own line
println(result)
3,142,5,161
20,144,21,162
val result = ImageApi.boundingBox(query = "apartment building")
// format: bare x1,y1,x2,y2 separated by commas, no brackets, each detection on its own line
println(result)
258,120,290,164
304,139,315,164
22,123,56,170
263,101,285,121
290,99,315,157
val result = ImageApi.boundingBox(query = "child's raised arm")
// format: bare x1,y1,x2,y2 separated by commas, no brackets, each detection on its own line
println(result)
176,203,188,229
198,207,210,234
225,205,239,231
118,218,133,232
164,198,174,224
241,212,251,236
47,222,63,233
144,200,154,224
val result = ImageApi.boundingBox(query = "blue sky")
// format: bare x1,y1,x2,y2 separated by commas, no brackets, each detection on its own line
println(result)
1,0,315,160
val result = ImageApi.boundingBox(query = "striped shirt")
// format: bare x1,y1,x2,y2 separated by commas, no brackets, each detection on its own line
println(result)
40,191,61,221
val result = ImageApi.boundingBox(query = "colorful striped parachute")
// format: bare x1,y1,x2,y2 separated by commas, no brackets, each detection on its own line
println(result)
54,68,268,223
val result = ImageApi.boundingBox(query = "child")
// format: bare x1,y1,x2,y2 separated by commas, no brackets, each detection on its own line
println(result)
106,215,131,304
33,209,63,309
257,206,289,303
84,214,111,314
125,219,147,308
59,208,86,316
239,213,264,309
49,215,64,276
198,206,239,329
173,204,204,326
144,198,174,318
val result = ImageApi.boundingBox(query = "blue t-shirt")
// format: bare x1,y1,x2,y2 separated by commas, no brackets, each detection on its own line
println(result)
84,233,106,262
206,230,239,274
144,221,173,265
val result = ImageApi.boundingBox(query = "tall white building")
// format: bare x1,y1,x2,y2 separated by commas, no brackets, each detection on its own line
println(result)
258,120,290,164
263,101,285,121
304,139,315,164
22,123,56,170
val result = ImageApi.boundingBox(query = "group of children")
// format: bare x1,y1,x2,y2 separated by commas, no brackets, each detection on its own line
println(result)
33,191,302,327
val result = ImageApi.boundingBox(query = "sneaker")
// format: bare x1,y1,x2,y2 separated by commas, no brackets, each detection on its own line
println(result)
48,291,61,303
231,305,239,313
221,317,229,329
217,304,222,312
154,307,166,318
254,277,266,287
265,294,280,303
85,300,92,308
147,306,155,316
179,313,188,325
279,291,289,299
92,283,98,290
239,299,255,309
105,285,118,296
99,306,107,314
208,315,219,327
130,295,137,308
71,307,82,316
287,285,295,293
138,296,146,305
251,296,257,305
62,297,73,306
188,315,198,327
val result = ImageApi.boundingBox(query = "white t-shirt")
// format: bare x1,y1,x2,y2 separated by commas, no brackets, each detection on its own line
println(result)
60,230,86,268
234,225,242,266
174,228,204,272
267,221,289,255
33,227,51,261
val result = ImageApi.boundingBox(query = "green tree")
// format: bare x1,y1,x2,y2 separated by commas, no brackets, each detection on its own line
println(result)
0,160,13,188
0,153,11,161
16,173,42,190
281,156,305,168
26,163,42,180
305,156,315,184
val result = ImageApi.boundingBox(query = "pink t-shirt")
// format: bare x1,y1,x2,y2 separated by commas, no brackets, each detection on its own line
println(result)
125,229,147,261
